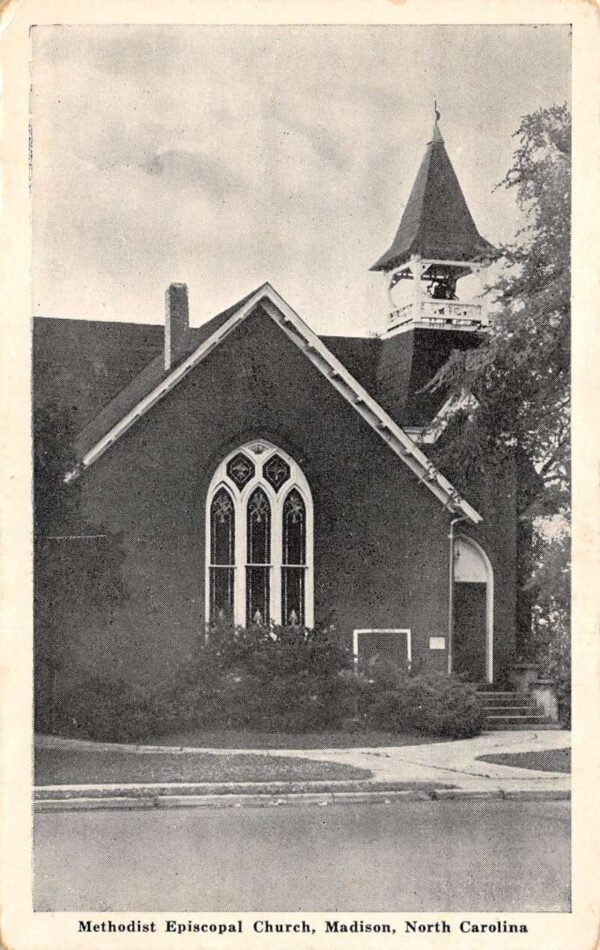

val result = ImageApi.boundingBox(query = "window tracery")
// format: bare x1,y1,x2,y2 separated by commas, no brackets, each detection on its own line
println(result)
207,443,313,628
263,454,291,492
226,452,255,490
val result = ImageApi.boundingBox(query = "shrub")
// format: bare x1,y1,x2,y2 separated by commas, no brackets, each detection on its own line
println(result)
172,622,358,733
363,672,483,739
54,674,176,743
409,673,484,738
47,628,483,742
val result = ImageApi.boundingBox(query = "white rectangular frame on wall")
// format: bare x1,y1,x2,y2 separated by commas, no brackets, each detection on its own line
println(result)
353,628,412,671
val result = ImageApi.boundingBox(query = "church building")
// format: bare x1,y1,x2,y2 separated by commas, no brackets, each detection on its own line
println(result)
34,118,523,693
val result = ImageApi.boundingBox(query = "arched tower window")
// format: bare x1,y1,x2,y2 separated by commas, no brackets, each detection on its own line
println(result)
206,442,313,628
209,487,235,622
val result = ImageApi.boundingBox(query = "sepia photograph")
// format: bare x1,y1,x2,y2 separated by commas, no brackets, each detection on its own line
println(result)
25,15,574,922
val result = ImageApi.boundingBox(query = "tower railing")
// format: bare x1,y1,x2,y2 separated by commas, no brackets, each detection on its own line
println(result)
388,298,487,331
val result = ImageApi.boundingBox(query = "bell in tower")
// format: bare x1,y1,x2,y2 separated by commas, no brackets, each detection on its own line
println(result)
371,107,497,337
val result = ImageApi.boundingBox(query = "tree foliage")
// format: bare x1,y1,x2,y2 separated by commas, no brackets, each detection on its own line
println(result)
429,104,571,683
34,401,128,730
430,104,570,507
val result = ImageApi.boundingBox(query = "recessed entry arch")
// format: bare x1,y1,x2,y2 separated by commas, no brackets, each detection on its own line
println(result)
453,535,494,683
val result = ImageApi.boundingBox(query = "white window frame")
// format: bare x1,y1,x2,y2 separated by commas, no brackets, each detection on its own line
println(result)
205,441,314,628
353,628,412,672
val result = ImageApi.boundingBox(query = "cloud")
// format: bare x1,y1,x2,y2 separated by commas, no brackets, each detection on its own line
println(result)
261,96,352,171
32,24,570,335
65,114,243,201
136,147,241,198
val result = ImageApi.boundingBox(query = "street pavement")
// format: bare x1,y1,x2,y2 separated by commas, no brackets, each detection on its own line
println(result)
34,799,570,912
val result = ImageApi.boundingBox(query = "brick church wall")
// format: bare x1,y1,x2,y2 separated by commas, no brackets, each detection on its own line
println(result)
62,307,517,687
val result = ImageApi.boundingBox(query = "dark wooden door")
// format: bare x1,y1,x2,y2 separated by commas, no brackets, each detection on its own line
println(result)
453,582,487,681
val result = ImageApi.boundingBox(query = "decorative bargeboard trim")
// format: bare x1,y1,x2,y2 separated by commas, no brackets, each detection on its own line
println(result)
66,283,481,525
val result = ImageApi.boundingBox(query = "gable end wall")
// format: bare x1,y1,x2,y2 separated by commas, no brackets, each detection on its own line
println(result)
57,307,517,685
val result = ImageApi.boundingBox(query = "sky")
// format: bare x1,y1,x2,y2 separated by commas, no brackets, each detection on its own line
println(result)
32,24,570,336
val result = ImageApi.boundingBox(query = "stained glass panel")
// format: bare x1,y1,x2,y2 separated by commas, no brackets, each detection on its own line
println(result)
282,489,306,625
263,453,291,492
283,489,306,565
282,567,305,626
226,452,255,490
246,487,271,625
247,488,271,564
209,488,235,622
211,488,235,565
210,567,234,622
246,567,270,626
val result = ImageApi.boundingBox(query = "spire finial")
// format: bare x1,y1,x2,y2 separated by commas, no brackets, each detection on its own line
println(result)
432,100,443,143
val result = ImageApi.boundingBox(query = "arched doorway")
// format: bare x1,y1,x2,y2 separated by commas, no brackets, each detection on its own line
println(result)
453,536,494,682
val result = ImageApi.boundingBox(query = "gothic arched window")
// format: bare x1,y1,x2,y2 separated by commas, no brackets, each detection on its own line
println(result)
209,487,235,622
206,442,313,628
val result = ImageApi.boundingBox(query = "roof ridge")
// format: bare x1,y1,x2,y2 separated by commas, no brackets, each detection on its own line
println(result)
33,315,163,331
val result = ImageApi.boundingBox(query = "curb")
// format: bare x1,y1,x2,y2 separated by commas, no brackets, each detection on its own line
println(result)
431,789,504,800
34,787,570,812
502,788,570,800
34,779,446,799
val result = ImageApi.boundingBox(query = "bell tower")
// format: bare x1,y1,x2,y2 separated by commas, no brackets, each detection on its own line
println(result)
371,108,496,337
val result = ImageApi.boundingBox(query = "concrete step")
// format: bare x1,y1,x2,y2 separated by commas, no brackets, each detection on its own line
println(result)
477,689,529,697
477,690,561,731
478,694,538,713
479,698,537,708
483,722,563,731
478,692,531,704
484,714,550,727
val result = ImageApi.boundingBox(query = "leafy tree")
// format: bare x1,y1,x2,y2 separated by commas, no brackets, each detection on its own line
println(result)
34,401,128,732
429,104,570,683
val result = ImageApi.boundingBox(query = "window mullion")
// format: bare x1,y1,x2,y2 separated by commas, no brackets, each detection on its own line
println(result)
233,493,246,627
305,493,314,629
271,496,283,626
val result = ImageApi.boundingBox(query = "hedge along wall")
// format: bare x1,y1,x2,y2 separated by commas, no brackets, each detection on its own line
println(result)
64,306,516,687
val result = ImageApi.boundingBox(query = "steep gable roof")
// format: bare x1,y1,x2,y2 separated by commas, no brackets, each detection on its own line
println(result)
371,122,495,272
73,291,255,460
67,283,481,524
33,317,163,432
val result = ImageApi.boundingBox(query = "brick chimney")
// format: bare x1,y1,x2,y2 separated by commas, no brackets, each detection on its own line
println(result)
164,283,190,371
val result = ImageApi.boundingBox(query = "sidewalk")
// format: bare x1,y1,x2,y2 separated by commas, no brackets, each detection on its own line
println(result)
268,729,571,793
35,730,570,810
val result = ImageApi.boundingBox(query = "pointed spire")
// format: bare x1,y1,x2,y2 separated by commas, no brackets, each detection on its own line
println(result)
370,111,495,272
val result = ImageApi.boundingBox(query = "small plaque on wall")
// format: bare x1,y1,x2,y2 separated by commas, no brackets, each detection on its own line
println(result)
429,636,446,650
